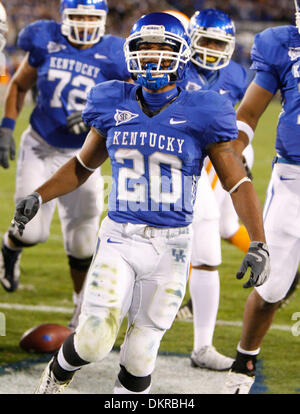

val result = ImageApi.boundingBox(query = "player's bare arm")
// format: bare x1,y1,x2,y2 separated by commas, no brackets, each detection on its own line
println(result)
207,139,269,289
12,127,108,236
36,127,108,203
4,53,37,119
207,140,265,243
233,82,274,155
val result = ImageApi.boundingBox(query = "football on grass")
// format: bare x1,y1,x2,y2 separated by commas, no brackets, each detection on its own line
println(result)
19,323,72,353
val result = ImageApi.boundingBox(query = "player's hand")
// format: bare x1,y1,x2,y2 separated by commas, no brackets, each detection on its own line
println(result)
242,155,253,180
66,111,89,135
236,241,270,288
13,192,42,236
0,127,16,169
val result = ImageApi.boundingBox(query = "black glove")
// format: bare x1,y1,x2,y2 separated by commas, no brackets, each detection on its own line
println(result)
236,241,270,288
66,111,89,135
13,192,42,236
0,127,16,169
242,155,253,180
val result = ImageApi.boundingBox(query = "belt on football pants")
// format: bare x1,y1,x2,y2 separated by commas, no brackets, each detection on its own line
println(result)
143,225,191,239
273,156,300,166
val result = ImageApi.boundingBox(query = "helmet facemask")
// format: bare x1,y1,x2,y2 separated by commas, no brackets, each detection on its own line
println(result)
61,7,107,45
190,27,235,71
124,24,191,90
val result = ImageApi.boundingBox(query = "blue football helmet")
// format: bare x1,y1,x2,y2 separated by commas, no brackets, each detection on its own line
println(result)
0,2,7,53
60,0,108,45
295,0,300,33
189,9,235,71
124,12,191,91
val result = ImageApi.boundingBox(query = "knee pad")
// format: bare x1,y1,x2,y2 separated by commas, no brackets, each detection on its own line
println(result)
255,283,287,304
148,281,186,330
118,365,151,393
74,311,120,363
68,255,93,271
65,223,98,259
8,232,37,248
120,325,164,377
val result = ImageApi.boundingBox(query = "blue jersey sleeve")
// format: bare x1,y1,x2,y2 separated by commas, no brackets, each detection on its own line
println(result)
98,35,130,81
17,20,54,67
250,28,280,93
82,80,126,136
253,71,278,94
232,64,248,103
203,94,238,146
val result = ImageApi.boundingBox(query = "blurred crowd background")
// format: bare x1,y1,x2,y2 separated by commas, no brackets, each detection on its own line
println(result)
0,0,295,83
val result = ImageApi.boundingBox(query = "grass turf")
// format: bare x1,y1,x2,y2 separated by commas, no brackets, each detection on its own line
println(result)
0,99,299,393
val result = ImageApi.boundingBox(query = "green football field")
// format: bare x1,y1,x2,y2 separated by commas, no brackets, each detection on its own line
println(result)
0,99,299,394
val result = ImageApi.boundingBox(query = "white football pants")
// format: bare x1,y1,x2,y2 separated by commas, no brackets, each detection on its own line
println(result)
256,162,300,302
74,216,193,377
11,127,103,259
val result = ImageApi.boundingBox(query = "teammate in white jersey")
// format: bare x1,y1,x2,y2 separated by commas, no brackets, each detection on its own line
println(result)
0,0,130,329
13,12,269,395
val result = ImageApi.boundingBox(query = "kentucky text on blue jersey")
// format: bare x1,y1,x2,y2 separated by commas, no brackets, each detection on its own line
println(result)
82,81,238,227
17,19,130,149
49,56,101,79
112,130,185,154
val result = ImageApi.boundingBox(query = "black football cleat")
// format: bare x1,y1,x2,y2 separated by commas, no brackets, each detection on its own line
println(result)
0,242,22,292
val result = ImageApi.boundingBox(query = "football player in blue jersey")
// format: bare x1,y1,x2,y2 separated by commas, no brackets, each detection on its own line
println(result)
173,9,253,371
12,12,269,394
222,0,300,394
0,0,130,328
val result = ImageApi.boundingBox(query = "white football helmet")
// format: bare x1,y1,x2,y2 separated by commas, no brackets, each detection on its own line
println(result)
0,2,8,53
60,0,108,45
124,12,191,90
189,9,235,71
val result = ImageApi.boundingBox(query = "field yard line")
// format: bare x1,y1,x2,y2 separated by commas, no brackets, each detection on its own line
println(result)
0,302,292,332
0,302,73,314
0,231,63,241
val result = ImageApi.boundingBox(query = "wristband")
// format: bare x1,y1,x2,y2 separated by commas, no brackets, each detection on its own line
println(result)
76,153,97,172
236,120,254,143
1,117,16,131
35,192,43,206
228,176,251,194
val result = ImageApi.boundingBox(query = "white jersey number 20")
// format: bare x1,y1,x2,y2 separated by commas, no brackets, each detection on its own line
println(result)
115,148,182,205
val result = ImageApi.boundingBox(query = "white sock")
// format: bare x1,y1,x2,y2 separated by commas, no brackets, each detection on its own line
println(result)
113,378,151,394
237,342,260,356
189,268,220,352
57,346,81,372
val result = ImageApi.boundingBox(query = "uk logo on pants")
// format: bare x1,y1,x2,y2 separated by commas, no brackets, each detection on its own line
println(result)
172,248,186,263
